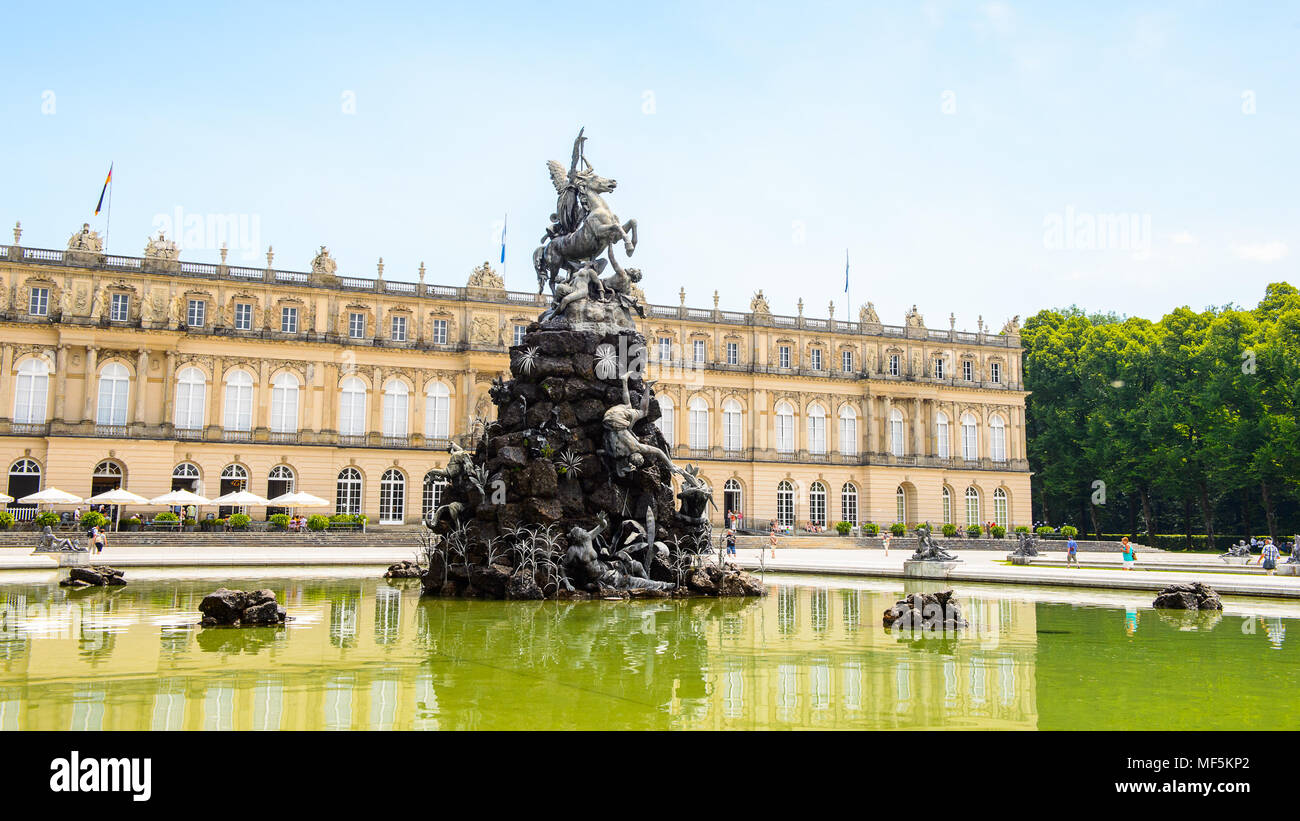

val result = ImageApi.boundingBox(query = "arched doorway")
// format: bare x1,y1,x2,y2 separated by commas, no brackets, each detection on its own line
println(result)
6,459,41,521
267,465,295,517
172,463,201,493
219,464,248,517
723,478,743,528
91,460,124,522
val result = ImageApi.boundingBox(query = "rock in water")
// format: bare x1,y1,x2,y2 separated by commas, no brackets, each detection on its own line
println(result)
882,589,968,630
60,566,127,587
1152,582,1222,611
384,560,422,579
200,587,289,627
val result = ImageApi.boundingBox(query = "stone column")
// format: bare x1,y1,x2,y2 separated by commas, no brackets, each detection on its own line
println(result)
82,345,99,423
207,356,224,431
162,351,177,427
0,344,11,423
913,397,923,456
133,348,150,424
412,374,427,441
255,359,271,430
321,363,337,434
370,366,384,437
52,345,67,422
881,395,892,454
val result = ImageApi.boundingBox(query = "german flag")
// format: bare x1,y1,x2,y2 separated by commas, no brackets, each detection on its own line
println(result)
94,164,112,216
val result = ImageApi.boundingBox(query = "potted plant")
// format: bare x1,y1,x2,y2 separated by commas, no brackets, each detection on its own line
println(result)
79,510,108,529
227,513,251,531
991,524,1007,539
1036,525,1056,537
183,517,197,532
35,510,60,528
123,516,142,532
0,510,13,531
890,522,906,537
269,513,290,530
1060,525,1078,538
966,525,982,538
835,521,852,535
1014,525,1030,534
861,522,880,536
307,514,329,531
942,523,958,537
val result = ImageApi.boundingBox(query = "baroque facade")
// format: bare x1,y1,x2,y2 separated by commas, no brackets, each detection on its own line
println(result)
0,225,1031,528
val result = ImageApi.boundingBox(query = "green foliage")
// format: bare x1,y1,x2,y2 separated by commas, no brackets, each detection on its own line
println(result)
890,522,906,536
861,522,880,535
269,513,290,529
228,513,251,529
1060,525,1078,537
835,521,852,534
307,514,329,531
540,443,555,459
154,511,180,522
35,511,60,527
942,523,958,537
0,510,13,529
79,511,108,528
124,517,142,526
1036,526,1057,537
1014,525,1030,533
991,525,1007,539
966,525,981,537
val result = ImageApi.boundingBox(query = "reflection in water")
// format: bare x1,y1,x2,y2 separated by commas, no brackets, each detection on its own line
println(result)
0,574,1296,729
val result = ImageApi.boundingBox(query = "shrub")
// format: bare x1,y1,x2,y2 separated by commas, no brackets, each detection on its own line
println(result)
861,522,880,536
1060,525,1078,538
329,513,352,523
890,522,906,537
228,513,251,529
307,514,329,531
124,517,142,526
991,525,1007,539
35,511,60,527
353,514,368,525
154,511,180,522
1014,525,1030,534
942,523,958,537
966,525,981,537
79,510,108,528
835,521,852,535
1036,526,1056,537
269,513,290,530
183,517,196,526
0,510,13,530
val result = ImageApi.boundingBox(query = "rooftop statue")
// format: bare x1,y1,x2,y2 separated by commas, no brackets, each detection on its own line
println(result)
144,231,180,261
67,223,103,253
311,246,337,277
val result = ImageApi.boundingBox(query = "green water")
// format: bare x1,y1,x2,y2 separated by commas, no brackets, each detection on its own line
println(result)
0,571,1295,730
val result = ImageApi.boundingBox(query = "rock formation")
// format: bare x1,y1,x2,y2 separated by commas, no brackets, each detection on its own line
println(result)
59,566,126,588
1152,582,1223,611
199,588,288,626
384,560,423,579
882,590,968,630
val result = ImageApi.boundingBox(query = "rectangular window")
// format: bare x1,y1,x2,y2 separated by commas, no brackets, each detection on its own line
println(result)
349,312,366,339
963,360,973,381
514,325,527,346
110,293,129,322
842,351,853,372
726,342,739,366
934,358,945,379
659,337,673,362
187,299,205,328
693,340,706,363
281,306,298,333
990,362,1002,383
235,303,252,331
778,346,790,369
29,288,49,316
811,349,822,371
431,319,448,345
888,355,900,377
391,315,407,342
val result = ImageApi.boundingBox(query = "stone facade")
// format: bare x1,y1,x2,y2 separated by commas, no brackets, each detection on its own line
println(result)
0,230,1031,527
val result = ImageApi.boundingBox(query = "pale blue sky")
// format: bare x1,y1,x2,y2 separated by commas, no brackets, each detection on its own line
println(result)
2,1,1297,327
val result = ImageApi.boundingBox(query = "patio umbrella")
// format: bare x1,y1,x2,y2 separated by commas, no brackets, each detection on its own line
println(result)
267,491,330,524
208,490,271,511
149,489,212,507
85,488,150,531
0,492,12,504
18,488,83,506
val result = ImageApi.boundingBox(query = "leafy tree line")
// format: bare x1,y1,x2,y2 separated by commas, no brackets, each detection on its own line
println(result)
1021,282,1300,548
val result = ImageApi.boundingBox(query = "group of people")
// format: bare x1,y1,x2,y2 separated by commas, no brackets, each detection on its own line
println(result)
286,515,310,532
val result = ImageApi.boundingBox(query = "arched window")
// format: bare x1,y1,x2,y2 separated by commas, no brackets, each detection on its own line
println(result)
219,464,249,516
174,366,206,430
838,405,857,456
935,411,951,459
965,486,981,528
655,395,675,445
961,413,978,461
990,414,1007,462
339,377,367,437
171,462,200,493
223,370,254,432
774,401,795,454
993,487,1008,528
422,470,447,520
688,397,709,450
722,399,742,452
723,478,743,521
268,464,295,493
96,362,130,426
776,480,794,528
895,485,906,524
807,403,827,455
382,380,409,438
90,460,123,498
941,486,952,525
889,409,905,457
424,382,450,439
13,359,50,425
270,372,300,433
809,481,827,527
336,467,362,515
841,482,858,524
379,468,405,524
7,458,41,509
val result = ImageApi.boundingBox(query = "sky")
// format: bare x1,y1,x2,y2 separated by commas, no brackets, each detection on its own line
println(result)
2,0,1298,329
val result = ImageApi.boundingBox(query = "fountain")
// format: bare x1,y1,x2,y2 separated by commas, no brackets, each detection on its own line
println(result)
420,131,765,600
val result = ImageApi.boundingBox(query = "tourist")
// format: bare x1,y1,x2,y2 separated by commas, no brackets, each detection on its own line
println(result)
1120,536,1135,570
725,528,737,560
1066,533,1079,567
768,526,777,559
881,531,892,556
1259,537,1279,575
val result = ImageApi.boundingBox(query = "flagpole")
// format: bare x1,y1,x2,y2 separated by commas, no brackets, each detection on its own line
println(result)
105,169,113,254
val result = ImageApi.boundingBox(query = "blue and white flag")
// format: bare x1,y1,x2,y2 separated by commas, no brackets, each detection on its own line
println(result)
844,249,849,292
500,214,507,264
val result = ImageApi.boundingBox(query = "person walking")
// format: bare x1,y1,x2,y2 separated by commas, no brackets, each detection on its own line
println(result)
1259,537,1279,575
881,531,892,556
768,525,778,559
1120,536,1135,570
1066,534,1079,567
725,527,737,560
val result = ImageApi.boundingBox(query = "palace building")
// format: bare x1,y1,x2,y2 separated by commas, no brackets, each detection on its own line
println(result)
0,222,1030,530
